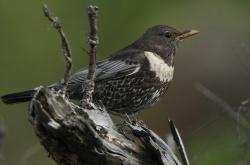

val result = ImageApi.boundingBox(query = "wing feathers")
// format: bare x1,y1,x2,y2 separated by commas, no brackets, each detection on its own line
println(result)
69,49,145,85
69,59,141,84
96,60,140,79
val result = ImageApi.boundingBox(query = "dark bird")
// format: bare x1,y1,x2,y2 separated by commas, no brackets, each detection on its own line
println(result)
1,25,199,114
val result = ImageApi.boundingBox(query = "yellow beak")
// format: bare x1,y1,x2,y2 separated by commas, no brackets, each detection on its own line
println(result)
176,30,200,41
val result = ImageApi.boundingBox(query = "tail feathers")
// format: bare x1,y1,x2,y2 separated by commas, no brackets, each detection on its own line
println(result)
1,90,35,104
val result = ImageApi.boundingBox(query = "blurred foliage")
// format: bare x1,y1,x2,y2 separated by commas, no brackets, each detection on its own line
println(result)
0,0,250,164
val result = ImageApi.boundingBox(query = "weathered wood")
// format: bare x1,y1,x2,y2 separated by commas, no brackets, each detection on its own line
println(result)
28,87,181,165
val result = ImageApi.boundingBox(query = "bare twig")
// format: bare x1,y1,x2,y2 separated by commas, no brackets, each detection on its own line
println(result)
168,119,190,165
195,83,250,131
43,4,73,96
81,5,99,107
87,5,99,80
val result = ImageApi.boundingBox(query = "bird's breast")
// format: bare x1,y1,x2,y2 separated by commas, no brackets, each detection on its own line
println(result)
144,51,174,82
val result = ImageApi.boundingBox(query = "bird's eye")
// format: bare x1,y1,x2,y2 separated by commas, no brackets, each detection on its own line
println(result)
164,31,172,38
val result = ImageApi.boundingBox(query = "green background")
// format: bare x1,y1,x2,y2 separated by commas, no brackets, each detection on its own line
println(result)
0,0,250,164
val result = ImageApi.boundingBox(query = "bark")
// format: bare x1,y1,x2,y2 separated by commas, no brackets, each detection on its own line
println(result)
28,87,181,165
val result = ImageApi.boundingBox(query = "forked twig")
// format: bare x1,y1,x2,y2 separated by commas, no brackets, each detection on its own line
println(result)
168,119,190,165
43,4,73,96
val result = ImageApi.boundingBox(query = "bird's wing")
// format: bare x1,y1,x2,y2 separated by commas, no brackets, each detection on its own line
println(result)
95,59,141,80
69,50,144,84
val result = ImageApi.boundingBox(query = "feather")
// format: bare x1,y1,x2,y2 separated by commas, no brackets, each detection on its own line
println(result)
69,59,141,85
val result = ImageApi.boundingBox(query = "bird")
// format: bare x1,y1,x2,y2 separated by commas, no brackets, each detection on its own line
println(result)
1,25,199,114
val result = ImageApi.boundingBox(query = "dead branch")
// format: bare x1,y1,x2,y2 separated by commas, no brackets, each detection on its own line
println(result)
81,5,99,107
43,4,73,96
29,87,181,165
168,119,190,165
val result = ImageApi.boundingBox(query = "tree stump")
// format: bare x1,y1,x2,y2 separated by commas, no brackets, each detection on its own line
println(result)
28,87,181,165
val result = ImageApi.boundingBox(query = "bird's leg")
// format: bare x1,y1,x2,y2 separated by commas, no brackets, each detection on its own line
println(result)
130,112,148,128
115,113,135,141
125,113,133,123
116,112,140,125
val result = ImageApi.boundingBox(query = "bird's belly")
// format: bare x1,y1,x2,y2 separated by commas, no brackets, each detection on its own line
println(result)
93,77,169,113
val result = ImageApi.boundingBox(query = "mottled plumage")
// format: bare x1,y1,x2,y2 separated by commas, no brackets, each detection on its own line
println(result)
1,25,199,114
67,50,172,113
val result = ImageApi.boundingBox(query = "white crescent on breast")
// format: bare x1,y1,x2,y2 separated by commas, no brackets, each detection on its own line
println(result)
144,51,174,82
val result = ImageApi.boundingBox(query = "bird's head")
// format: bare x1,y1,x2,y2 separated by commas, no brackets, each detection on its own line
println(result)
136,25,199,64
142,25,199,47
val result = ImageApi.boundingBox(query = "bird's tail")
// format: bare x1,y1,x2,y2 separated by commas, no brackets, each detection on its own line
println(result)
1,89,35,104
